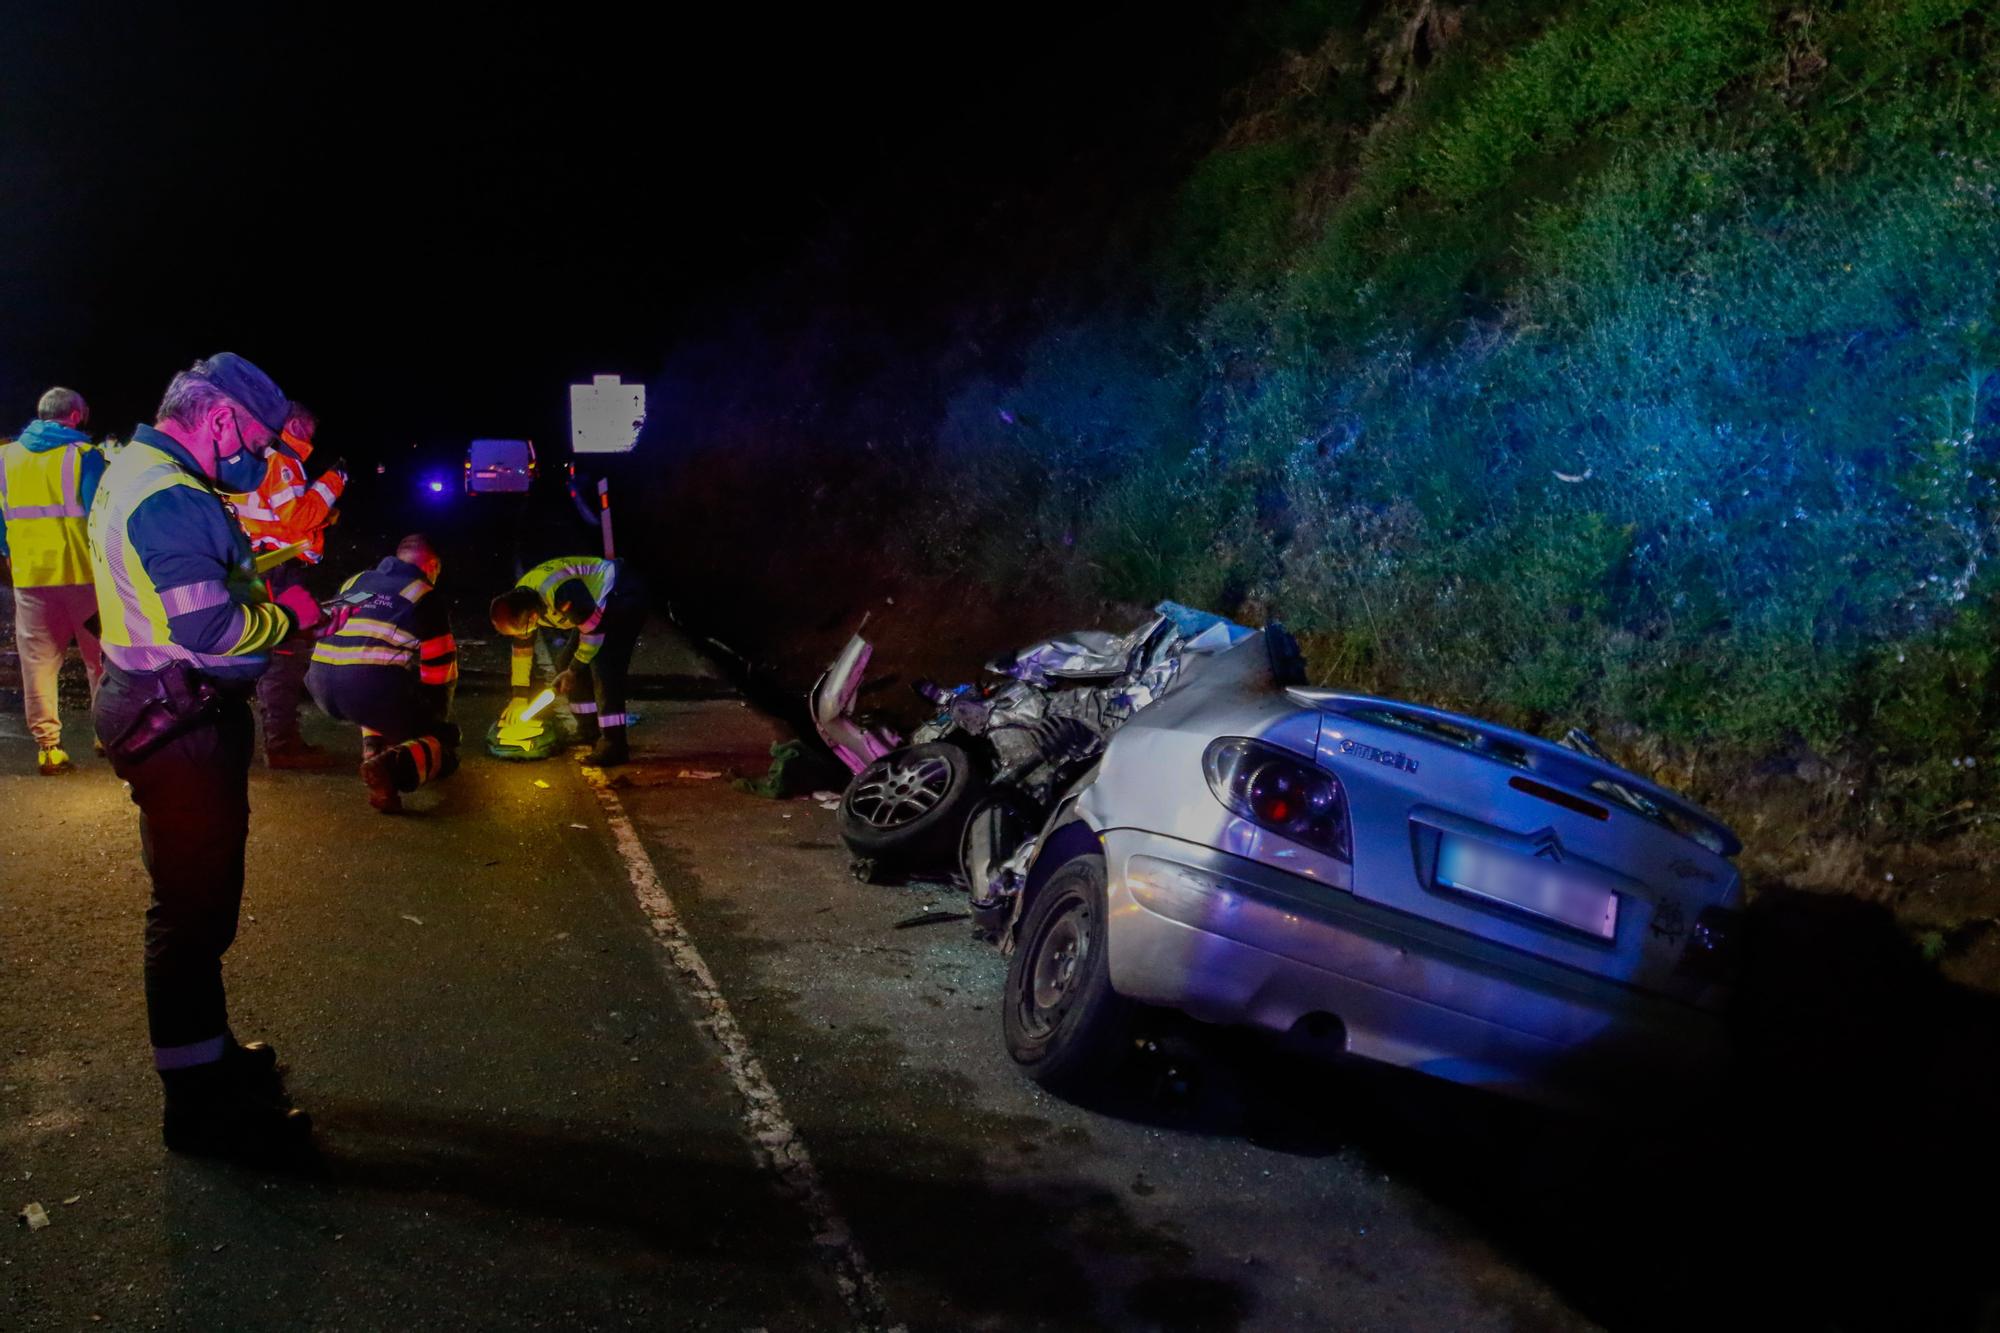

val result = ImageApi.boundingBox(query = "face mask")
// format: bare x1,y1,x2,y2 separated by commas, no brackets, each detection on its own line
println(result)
215,420,271,491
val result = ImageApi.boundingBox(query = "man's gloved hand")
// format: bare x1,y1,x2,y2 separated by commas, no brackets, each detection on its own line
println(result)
498,697,527,726
552,669,576,696
275,582,322,632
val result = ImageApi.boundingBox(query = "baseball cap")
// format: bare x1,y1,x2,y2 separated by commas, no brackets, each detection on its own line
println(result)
190,352,289,434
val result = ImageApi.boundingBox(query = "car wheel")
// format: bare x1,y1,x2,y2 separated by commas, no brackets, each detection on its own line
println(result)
959,788,1043,906
1004,854,1130,1092
838,742,988,865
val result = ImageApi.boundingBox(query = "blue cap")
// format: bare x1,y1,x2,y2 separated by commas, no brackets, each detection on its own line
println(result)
190,352,288,434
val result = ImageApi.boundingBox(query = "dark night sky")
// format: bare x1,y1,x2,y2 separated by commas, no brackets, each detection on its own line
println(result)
1,4,1246,457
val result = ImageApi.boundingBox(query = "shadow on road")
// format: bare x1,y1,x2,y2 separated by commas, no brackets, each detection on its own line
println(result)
1061,888,2000,1332
622,672,740,703
183,1098,1248,1332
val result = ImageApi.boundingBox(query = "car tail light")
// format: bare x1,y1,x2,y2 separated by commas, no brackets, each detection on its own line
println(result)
1204,737,1351,861
1677,905,1739,980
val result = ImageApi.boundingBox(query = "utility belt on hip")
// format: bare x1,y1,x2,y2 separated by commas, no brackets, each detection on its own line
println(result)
101,661,235,765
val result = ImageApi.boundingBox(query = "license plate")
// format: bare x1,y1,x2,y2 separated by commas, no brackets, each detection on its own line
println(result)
1435,836,1619,940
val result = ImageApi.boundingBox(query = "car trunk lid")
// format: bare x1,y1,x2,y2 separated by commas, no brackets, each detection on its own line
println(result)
1292,690,1741,1000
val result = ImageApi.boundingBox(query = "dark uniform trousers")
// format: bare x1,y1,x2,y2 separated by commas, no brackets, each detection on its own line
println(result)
562,577,648,731
308,661,459,787
95,666,255,1052
256,562,314,748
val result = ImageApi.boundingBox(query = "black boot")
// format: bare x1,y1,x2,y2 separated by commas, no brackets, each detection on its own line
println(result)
225,1039,285,1097
585,726,629,767
161,1062,313,1163
265,736,326,769
360,749,403,814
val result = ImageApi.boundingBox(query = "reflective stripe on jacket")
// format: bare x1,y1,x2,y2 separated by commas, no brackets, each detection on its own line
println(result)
87,428,293,684
519,555,618,665
0,438,98,587
311,557,456,686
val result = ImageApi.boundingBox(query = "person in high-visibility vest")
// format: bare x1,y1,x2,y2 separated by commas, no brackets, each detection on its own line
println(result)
306,533,460,813
0,387,108,773
89,353,313,1163
489,554,647,766
223,402,346,768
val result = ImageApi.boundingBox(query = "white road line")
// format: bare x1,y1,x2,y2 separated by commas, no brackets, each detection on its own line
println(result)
581,764,901,1333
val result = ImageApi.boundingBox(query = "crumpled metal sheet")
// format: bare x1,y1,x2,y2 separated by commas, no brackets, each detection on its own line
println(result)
991,628,1138,686
965,604,1253,740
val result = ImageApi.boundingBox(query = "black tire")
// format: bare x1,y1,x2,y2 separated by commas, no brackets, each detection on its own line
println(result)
838,742,989,865
1003,854,1131,1092
958,788,1043,905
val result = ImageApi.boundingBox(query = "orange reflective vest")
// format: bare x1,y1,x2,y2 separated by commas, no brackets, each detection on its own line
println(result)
225,431,345,563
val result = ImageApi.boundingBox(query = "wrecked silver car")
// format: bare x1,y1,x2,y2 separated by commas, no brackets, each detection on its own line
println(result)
1001,626,1743,1107
814,611,1743,1106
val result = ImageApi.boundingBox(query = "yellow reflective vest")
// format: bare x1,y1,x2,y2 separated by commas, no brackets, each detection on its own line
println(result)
0,436,98,587
87,428,292,684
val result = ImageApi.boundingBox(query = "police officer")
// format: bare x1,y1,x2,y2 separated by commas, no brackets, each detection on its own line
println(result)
307,533,461,813
489,555,646,766
90,353,312,1160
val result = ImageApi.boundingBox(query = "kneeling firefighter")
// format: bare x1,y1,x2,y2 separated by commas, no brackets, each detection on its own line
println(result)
306,533,460,813
489,554,644,767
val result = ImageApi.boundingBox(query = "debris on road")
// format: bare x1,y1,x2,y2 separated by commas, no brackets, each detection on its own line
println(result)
399,913,425,926
18,1202,49,1230
678,769,724,780
733,739,807,798
810,636,903,776
892,910,972,930
61,1195,81,1205
533,779,551,789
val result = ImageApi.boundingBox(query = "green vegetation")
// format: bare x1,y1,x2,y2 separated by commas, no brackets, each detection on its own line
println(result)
908,0,2000,830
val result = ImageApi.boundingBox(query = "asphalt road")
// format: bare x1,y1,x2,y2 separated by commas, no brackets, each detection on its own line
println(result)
0,606,1591,1332
6,606,1998,1330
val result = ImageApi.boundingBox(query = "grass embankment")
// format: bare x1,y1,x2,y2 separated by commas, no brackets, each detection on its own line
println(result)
659,1,2000,983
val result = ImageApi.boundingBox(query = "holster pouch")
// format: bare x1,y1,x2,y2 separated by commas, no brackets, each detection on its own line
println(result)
105,662,224,765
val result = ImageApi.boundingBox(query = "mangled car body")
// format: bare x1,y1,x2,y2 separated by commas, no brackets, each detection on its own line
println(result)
815,611,1743,1106
821,603,1251,892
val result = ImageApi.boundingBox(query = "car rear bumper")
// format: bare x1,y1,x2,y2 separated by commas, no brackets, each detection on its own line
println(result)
1100,829,1725,1104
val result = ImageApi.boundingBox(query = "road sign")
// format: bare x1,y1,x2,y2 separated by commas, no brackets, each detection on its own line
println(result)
570,375,646,455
